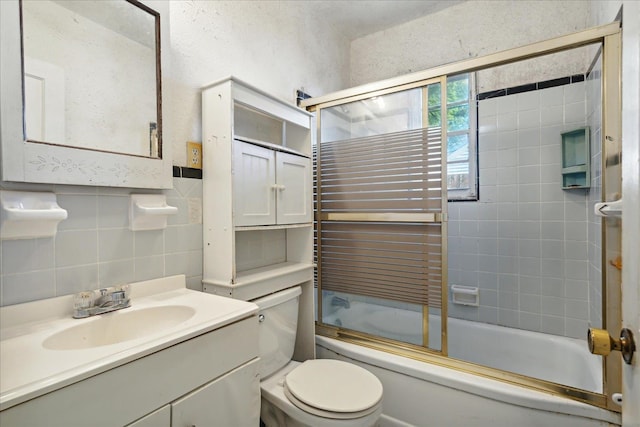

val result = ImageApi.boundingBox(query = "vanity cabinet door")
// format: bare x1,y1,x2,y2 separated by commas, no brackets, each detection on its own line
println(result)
171,358,260,427
276,152,312,225
127,405,170,427
234,141,277,227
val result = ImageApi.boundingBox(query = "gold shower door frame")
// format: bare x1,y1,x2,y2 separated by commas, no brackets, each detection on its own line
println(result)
306,22,622,410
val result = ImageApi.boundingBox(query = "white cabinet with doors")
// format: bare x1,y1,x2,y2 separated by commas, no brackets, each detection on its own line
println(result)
201,77,316,362
1,317,260,427
233,140,311,227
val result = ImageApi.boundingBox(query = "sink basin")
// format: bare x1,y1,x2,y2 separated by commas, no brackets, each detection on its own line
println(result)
42,305,196,350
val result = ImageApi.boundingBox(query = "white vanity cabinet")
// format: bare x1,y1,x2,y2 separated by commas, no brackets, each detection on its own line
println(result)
128,359,260,427
0,316,260,427
127,406,171,427
234,140,312,227
201,77,316,362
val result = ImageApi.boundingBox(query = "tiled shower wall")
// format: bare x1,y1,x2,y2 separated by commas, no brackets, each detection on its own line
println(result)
447,80,595,339
0,174,203,307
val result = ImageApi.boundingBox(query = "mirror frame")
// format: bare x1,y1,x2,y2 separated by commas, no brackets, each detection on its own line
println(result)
0,0,172,189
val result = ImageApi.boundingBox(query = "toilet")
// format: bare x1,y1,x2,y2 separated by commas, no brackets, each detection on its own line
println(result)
254,286,383,427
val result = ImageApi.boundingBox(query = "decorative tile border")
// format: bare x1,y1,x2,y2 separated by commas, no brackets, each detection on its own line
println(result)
173,166,202,179
477,74,585,101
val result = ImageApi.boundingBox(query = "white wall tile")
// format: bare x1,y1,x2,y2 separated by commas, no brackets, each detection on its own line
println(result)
57,194,97,231
564,318,588,339
1,238,54,275
55,230,98,268
479,132,498,151
497,112,517,131
519,312,541,332
497,95,517,114
134,255,164,282
479,98,497,117
518,109,540,129
134,230,165,257
517,129,540,148
540,105,564,126
520,293,541,313
97,260,134,288
564,102,586,124
97,195,129,229
497,203,517,221
540,277,565,298
479,115,497,134
519,184,541,203
540,202,564,220
540,315,564,335
57,265,100,295
517,90,539,111
2,270,56,305
518,147,540,166
497,131,517,150
98,229,134,262
540,296,564,316
564,81,585,104
539,86,563,107
1,176,204,306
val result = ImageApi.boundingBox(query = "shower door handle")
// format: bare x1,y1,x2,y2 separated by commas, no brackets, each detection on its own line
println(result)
594,199,623,218
587,327,636,364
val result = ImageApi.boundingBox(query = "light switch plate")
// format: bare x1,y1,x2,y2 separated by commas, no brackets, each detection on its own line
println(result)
187,141,202,169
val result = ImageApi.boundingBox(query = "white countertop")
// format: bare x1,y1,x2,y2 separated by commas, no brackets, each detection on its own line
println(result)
0,275,258,410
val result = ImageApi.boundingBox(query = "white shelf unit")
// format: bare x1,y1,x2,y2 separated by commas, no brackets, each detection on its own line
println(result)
201,77,315,360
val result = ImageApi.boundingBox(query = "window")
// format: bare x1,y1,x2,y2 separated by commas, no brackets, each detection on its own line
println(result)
427,73,477,200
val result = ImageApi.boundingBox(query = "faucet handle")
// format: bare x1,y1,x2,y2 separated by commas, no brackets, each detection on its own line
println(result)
110,285,130,302
73,291,95,310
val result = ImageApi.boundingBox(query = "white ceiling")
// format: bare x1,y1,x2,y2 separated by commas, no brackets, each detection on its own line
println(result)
305,0,464,40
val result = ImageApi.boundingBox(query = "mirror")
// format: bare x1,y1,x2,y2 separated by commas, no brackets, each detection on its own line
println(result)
0,0,171,188
21,0,161,158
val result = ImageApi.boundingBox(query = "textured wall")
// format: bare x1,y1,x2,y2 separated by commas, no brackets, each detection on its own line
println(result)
350,1,591,87
166,1,350,166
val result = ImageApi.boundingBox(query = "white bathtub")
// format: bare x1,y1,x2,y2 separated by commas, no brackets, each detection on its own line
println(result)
318,301,620,427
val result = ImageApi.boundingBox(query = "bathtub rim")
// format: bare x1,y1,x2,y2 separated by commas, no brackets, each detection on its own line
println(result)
316,335,621,425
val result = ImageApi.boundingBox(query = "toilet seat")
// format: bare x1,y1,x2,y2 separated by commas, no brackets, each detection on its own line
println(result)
283,359,383,420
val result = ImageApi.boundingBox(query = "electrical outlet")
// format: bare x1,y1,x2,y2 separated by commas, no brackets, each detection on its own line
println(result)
187,141,202,169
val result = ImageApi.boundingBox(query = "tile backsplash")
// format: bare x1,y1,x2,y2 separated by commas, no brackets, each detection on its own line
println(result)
0,175,203,307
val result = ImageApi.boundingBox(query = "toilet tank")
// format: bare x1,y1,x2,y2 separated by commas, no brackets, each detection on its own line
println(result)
252,286,302,379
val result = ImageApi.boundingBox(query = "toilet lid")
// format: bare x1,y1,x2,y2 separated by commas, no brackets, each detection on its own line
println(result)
284,359,383,414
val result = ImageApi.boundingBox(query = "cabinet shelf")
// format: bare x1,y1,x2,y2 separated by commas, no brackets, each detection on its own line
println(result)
234,136,310,159
561,127,590,190
203,262,314,301
235,222,312,232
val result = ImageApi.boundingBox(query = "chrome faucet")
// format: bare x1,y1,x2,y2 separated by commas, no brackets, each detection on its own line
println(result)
73,285,131,318
331,295,350,309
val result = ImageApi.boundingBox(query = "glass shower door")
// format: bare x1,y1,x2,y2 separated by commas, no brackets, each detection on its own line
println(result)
316,81,448,352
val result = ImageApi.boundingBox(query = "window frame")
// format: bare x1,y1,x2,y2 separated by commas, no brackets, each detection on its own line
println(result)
428,73,478,201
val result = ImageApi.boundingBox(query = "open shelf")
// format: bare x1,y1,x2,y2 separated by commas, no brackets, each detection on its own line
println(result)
561,127,590,189
203,262,314,301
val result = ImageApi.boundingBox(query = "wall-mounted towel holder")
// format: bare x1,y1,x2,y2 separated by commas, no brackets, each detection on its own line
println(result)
0,190,68,240
129,194,178,231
